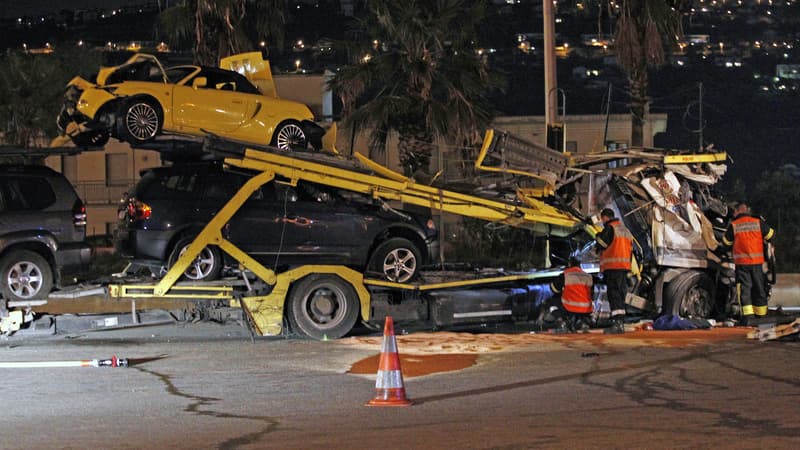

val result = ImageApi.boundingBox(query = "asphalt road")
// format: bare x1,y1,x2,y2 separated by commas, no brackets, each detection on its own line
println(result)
1,323,798,449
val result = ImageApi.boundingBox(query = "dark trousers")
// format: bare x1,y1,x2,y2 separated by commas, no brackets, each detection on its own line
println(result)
541,295,591,329
603,269,628,318
550,296,591,321
736,264,767,317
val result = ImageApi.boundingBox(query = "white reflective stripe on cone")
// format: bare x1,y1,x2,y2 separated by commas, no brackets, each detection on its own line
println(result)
381,337,398,353
376,370,405,389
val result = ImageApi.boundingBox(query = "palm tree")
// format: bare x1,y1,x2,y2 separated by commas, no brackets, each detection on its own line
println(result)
329,0,501,176
0,48,100,148
158,0,286,65
612,0,686,147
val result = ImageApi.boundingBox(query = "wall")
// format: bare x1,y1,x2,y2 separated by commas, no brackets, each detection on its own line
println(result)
45,140,161,236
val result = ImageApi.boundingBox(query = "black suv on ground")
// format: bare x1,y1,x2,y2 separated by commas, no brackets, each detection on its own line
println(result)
115,161,439,282
0,165,91,301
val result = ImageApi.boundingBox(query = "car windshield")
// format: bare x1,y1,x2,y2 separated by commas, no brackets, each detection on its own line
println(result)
105,60,165,84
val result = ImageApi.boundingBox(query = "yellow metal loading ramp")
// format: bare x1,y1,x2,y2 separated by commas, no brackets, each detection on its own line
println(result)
210,135,581,237
103,132,585,338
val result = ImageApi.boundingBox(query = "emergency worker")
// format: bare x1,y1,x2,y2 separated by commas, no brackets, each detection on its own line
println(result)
549,256,593,332
594,208,633,334
722,202,775,325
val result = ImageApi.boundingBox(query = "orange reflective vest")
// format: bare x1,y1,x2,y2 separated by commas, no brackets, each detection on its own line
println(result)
562,266,593,314
600,219,633,271
731,215,765,265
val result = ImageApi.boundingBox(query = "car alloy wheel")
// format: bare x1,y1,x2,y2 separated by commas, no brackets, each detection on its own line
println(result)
368,237,422,283
381,247,418,283
125,102,160,141
274,122,307,150
0,250,53,301
176,244,220,281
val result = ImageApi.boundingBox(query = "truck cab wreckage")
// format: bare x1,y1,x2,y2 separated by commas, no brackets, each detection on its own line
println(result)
1,128,768,338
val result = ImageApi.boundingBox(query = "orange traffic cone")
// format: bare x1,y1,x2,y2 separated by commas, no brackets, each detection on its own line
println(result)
366,316,412,407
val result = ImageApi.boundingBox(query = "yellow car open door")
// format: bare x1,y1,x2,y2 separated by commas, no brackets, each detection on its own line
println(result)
220,52,278,98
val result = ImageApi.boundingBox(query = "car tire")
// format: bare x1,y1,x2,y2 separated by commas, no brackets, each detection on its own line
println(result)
368,237,422,283
663,270,716,319
167,239,223,281
287,275,360,340
119,97,163,144
0,250,54,301
272,120,307,151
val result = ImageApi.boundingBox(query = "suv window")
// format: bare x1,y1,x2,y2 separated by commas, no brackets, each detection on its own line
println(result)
0,176,56,211
137,170,200,200
202,173,245,200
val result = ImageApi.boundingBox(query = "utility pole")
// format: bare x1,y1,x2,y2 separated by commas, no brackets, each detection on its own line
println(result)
544,0,557,127
543,0,563,151
698,82,704,150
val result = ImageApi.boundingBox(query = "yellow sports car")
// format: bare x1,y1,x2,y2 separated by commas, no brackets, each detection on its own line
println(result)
57,52,324,150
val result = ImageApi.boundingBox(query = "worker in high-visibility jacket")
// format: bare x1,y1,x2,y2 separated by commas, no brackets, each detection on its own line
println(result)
594,208,633,334
549,256,594,333
722,202,775,326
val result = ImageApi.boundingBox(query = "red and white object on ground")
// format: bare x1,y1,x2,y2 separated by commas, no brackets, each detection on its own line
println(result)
366,316,412,407
0,355,128,368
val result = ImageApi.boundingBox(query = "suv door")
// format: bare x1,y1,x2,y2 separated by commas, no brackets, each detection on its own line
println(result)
226,182,314,266
290,183,375,263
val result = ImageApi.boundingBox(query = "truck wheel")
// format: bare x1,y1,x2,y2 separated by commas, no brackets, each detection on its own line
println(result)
367,237,421,283
663,271,716,318
287,275,360,340
272,120,307,151
167,239,223,281
0,250,54,301
119,97,162,144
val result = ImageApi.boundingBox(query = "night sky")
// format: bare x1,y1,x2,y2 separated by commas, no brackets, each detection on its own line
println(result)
0,0,138,18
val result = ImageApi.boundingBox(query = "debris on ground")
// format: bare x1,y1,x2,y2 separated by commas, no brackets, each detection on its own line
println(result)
747,318,800,341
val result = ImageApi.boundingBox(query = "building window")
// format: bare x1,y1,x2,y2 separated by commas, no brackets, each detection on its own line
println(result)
106,154,128,186
565,141,578,153
606,141,629,168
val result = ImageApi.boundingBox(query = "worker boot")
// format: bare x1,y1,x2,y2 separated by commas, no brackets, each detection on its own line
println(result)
553,318,572,334
604,317,625,334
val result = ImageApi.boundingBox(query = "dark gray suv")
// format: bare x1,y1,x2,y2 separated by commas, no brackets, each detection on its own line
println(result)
115,161,439,282
0,165,91,301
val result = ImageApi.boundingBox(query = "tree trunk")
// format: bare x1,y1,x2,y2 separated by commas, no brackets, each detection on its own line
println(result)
628,65,648,148
397,125,434,177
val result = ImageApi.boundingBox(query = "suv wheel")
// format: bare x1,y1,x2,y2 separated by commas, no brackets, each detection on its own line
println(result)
368,237,421,283
0,250,54,301
167,239,223,281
